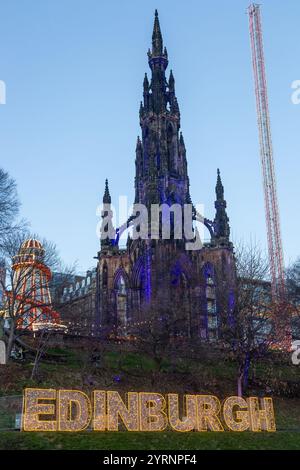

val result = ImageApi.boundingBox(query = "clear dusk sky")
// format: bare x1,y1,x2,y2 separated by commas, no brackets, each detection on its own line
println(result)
0,0,299,273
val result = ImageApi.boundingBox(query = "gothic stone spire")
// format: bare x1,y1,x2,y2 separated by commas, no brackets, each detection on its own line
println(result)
214,169,230,242
103,178,111,204
152,9,163,56
134,11,190,209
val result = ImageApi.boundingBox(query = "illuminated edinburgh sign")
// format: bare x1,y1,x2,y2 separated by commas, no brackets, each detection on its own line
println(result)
22,389,276,432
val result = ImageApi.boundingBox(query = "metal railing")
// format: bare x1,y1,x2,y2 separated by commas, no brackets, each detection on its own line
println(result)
0,395,22,431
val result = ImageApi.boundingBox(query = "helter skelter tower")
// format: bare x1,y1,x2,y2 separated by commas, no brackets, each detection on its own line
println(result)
248,4,285,301
12,239,60,331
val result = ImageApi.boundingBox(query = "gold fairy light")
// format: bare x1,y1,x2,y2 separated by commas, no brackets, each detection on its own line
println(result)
93,390,107,431
22,388,57,431
107,391,139,431
168,394,197,432
223,396,250,432
22,389,277,433
196,395,224,432
247,397,276,432
58,390,91,432
139,392,168,431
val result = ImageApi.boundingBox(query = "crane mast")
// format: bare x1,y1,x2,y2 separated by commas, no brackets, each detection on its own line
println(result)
248,4,285,300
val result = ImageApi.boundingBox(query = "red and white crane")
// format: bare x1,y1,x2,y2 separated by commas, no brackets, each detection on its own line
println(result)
248,4,285,301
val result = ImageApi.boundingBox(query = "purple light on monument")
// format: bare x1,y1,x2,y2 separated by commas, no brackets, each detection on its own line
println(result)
145,247,152,302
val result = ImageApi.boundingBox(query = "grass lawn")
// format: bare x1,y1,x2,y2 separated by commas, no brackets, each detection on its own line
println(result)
0,430,300,450
0,341,299,450
0,397,300,450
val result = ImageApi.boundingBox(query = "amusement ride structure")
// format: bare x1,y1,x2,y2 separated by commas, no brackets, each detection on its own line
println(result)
248,4,285,301
248,4,292,349
11,239,61,331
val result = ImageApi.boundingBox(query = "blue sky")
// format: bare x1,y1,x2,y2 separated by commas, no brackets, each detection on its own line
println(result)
0,0,299,273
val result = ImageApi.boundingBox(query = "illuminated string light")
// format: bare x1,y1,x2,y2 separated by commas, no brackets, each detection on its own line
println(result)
58,390,91,432
248,397,276,432
22,389,277,433
223,396,250,432
139,392,168,431
107,391,139,431
196,395,224,432
22,388,57,432
93,391,106,431
168,394,197,432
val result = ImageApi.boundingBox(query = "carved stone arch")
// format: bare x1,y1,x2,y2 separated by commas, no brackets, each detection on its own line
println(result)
130,254,148,314
113,267,130,290
132,255,145,288
113,267,129,328
102,260,108,287
193,209,216,240
202,261,216,281
115,216,137,246
169,255,193,338
167,122,175,171
202,262,218,341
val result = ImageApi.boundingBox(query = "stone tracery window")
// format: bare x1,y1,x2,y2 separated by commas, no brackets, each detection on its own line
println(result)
203,264,218,340
167,123,174,171
115,274,128,328
102,263,108,287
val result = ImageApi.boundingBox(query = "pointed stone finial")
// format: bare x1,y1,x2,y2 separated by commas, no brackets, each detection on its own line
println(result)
103,179,111,204
179,132,185,146
152,9,163,56
214,169,230,241
139,100,144,117
126,232,131,249
136,136,142,151
216,168,224,201
143,73,149,91
172,96,180,114
169,69,175,89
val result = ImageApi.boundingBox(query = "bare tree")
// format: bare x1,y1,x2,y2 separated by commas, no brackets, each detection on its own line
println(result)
217,242,277,396
0,231,74,363
286,258,300,337
30,328,53,380
0,168,25,243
